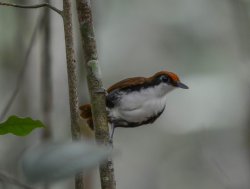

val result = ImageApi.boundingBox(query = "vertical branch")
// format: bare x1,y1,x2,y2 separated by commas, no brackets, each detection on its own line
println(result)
62,0,81,142
41,4,52,189
62,1,84,189
41,0,52,140
75,1,116,189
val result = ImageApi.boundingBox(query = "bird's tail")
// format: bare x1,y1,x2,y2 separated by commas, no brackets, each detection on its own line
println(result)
79,104,94,130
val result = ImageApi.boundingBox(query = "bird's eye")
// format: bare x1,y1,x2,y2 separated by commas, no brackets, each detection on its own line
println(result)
159,75,169,83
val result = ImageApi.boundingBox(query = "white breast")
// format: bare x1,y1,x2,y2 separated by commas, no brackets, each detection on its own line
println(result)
108,83,173,123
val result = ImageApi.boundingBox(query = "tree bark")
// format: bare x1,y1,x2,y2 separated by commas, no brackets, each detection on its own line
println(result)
75,1,116,189
62,1,84,188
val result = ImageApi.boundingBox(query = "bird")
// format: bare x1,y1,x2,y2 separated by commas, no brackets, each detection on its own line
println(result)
80,70,188,138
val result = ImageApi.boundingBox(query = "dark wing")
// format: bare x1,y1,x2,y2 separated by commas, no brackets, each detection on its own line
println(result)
107,77,148,93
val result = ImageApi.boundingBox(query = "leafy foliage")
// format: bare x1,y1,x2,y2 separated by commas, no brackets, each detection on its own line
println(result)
0,115,45,136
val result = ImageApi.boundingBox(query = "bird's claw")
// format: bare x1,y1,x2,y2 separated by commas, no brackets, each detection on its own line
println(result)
108,138,113,146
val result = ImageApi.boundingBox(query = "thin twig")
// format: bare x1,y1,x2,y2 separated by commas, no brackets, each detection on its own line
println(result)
0,2,62,16
41,0,53,140
62,0,84,188
0,14,46,121
75,1,116,189
0,171,34,189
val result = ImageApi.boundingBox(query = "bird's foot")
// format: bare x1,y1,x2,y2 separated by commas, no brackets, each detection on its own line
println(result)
108,138,114,146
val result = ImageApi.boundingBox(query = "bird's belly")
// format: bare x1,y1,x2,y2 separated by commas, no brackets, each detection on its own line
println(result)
108,92,166,123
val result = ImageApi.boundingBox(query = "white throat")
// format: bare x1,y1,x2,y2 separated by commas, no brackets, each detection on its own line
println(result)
109,83,174,123
154,83,175,97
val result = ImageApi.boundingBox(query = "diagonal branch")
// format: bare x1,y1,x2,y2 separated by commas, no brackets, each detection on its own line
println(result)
0,14,46,121
0,2,62,16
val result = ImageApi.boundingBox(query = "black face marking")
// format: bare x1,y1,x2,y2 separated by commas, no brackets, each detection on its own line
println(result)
109,105,166,128
121,83,155,92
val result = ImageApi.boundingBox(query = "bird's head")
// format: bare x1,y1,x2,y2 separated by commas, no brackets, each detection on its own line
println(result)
152,71,189,90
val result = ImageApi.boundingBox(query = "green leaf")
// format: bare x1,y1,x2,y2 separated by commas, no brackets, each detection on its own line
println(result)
0,115,45,136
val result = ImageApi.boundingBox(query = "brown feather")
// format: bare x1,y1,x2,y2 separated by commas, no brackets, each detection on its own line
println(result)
79,104,94,130
149,71,180,82
79,104,92,119
107,77,149,93
107,71,180,93
86,117,94,130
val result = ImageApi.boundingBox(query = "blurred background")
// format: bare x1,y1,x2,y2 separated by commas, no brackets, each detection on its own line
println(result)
0,0,250,188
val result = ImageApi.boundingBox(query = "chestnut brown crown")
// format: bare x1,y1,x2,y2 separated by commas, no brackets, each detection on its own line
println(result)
151,71,189,89
107,70,188,92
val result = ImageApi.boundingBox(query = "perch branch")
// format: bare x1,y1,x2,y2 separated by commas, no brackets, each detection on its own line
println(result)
0,2,62,16
75,1,116,189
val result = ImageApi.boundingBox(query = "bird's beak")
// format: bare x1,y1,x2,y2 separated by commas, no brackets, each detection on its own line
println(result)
176,81,189,89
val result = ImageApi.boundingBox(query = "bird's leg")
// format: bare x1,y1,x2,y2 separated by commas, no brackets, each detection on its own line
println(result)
110,125,115,139
109,123,115,145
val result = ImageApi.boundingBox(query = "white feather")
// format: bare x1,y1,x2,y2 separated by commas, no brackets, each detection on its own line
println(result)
108,83,174,123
